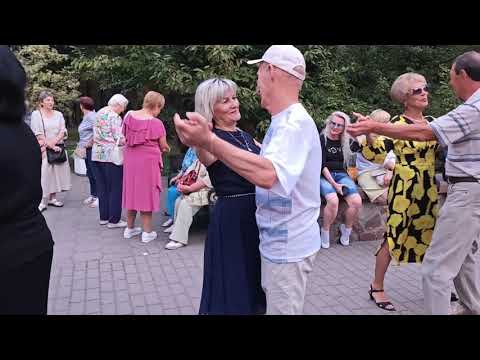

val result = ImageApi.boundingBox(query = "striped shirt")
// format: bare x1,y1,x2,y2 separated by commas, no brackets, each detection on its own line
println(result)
430,88,480,179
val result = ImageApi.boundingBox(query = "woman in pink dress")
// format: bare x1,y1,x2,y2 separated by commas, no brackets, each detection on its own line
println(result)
122,91,170,243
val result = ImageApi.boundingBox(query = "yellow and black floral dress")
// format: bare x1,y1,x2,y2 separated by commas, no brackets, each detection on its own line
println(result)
361,115,439,264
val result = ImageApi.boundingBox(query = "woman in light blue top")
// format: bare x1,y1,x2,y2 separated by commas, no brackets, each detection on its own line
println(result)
161,147,197,229
77,96,98,207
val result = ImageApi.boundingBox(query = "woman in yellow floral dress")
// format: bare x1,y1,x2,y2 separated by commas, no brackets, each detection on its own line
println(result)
361,73,439,311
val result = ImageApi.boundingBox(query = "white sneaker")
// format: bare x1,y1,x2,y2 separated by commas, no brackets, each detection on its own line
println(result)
38,203,47,212
99,220,109,226
165,240,185,250
162,218,174,227
141,231,158,243
339,224,350,246
83,196,95,205
89,198,99,208
163,225,174,233
124,227,142,239
107,220,128,229
321,230,330,249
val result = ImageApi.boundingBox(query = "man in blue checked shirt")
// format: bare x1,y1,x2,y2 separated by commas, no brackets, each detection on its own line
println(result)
348,51,480,315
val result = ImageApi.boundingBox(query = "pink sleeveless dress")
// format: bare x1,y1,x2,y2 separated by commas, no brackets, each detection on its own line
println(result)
122,114,166,212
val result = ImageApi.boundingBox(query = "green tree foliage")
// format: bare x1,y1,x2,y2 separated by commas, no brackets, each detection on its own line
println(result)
71,45,263,140
13,45,80,121
70,45,480,141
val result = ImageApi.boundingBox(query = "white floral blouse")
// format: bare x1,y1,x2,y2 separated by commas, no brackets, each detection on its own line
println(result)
92,106,124,163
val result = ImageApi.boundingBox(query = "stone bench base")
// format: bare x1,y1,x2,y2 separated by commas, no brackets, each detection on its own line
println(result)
319,191,387,243
319,176,448,243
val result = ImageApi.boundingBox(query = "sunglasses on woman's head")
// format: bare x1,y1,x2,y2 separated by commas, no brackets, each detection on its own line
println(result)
329,121,345,129
411,85,430,96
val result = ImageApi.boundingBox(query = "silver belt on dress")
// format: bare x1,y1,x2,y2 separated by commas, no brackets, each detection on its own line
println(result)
218,192,256,199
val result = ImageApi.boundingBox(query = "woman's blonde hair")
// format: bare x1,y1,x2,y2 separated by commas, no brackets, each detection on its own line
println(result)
143,91,165,111
369,109,391,123
390,72,426,104
322,111,353,169
356,109,392,144
194,78,238,124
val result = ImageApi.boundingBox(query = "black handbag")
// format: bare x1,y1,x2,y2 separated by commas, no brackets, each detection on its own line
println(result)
39,110,68,164
46,143,67,164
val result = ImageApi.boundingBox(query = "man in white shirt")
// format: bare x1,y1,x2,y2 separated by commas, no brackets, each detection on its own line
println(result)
348,51,480,315
174,45,322,315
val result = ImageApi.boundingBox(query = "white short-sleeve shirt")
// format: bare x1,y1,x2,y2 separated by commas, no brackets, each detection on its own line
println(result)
256,103,322,264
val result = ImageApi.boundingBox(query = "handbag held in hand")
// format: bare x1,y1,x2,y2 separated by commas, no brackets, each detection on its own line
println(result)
39,110,67,164
180,161,201,186
47,144,67,164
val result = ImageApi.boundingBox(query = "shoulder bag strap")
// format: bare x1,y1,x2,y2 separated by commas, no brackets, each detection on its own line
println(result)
38,110,46,137
116,111,130,147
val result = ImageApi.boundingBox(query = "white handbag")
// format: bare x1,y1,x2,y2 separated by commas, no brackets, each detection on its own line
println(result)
111,136,124,166
74,155,87,176
111,115,128,166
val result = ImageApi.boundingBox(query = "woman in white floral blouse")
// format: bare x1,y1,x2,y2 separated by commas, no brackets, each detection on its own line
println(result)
92,94,128,228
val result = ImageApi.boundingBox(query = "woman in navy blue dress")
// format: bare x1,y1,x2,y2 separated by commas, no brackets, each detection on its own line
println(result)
192,78,266,315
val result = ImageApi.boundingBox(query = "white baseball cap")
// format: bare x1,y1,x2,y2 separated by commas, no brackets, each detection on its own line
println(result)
247,45,306,81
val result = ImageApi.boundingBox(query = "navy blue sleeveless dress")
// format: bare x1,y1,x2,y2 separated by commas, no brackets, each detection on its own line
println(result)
199,128,266,315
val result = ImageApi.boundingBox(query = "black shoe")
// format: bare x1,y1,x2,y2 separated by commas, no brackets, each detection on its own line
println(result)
368,284,396,312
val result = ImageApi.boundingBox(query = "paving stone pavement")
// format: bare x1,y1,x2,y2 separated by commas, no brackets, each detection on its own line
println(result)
45,174,449,315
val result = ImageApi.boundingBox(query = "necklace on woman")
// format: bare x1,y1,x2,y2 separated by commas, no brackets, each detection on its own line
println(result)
402,114,426,124
217,128,253,152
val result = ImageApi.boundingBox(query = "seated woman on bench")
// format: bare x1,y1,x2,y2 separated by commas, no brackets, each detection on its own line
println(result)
320,111,362,249
162,147,198,228
355,109,396,205
164,158,213,250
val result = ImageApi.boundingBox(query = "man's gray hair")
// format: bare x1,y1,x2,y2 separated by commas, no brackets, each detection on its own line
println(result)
194,78,238,123
108,94,129,108
454,51,480,81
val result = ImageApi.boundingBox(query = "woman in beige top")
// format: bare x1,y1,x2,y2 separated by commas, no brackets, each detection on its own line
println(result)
30,91,72,212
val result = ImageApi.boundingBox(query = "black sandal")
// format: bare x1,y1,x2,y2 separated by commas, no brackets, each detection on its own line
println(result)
369,285,396,312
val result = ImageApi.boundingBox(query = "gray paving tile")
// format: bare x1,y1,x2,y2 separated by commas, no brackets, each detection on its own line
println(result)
46,175,459,316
